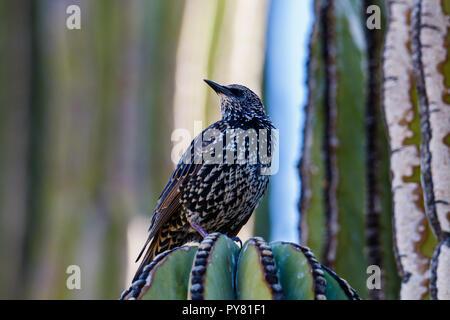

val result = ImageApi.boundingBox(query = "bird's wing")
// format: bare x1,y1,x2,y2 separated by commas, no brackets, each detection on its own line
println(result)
135,160,201,262
134,131,219,262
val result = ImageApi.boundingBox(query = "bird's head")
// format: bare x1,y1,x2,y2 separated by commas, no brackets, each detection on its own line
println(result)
204,79,267,121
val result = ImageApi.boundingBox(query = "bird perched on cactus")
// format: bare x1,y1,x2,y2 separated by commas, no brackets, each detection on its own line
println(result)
132,80,275,281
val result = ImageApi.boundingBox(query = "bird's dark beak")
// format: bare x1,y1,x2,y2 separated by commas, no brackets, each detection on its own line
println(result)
204,79,232,96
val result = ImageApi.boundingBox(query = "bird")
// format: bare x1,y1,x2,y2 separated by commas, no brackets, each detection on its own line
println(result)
132,79,275,282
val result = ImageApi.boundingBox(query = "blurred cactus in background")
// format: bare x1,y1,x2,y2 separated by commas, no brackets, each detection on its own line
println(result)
0,0,186,299
121,234,360,300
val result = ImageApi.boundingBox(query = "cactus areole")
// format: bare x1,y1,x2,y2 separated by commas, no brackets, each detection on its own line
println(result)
121,234,360,300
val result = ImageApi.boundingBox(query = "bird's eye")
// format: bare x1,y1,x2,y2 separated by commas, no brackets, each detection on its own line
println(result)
230,88,243,97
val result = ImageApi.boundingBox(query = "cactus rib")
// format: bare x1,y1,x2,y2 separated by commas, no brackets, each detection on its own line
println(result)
289,243,328,300
123,245,198,300
250,237,284,300
121,248,178,300
189,232,222,300
321,264,360,300
236,237,284,300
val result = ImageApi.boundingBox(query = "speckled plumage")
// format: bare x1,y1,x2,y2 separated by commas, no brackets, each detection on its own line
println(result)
133,80,275,281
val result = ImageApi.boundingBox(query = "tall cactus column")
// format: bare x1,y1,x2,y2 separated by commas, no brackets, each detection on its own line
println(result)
363,0,399,300
300,0,369,297
299,0,399,299
383,0,450,299
411,0,450,300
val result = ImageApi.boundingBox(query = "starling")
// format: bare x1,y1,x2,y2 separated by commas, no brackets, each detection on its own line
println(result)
132,79,275,281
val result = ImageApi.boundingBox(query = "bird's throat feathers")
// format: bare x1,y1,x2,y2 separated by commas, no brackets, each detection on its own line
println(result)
220,98,273,129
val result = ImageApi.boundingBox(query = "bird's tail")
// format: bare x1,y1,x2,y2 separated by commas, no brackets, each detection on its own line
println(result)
131,228,178,282
132,239,158,283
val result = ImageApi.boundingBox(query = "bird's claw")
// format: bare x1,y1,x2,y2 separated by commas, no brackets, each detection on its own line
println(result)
191,222,209,238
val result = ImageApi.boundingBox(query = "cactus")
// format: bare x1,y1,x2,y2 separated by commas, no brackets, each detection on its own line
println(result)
189,234,239,300
299,0,400,299
383,0,450,300
121,234,360,300
410,0,450,300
